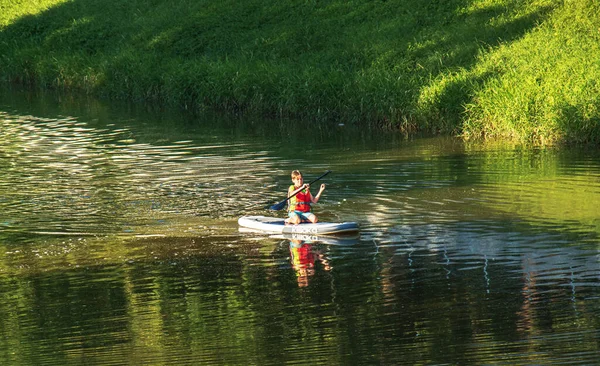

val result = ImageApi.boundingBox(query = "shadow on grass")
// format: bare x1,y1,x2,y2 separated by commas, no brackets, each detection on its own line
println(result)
559,104,600,145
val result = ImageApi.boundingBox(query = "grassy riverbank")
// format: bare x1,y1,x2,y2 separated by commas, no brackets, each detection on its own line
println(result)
1,0,599,145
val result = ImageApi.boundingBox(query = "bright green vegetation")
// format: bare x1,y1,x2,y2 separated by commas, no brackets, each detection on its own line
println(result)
1,0,599,145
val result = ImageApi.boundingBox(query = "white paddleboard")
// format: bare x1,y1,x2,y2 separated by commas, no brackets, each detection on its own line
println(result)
238,215,359,235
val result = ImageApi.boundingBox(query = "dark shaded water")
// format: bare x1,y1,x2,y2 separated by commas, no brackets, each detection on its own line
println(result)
1,89,599,364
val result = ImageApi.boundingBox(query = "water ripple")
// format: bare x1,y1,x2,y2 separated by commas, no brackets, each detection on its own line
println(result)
1,106,600,364
1,112,281,238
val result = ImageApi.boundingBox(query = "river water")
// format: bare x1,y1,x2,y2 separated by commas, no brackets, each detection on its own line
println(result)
1,89,599,365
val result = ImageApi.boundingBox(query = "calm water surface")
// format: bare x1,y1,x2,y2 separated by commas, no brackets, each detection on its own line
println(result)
1,89,599,365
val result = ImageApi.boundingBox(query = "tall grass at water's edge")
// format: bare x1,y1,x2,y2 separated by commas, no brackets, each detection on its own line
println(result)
1,0,599,145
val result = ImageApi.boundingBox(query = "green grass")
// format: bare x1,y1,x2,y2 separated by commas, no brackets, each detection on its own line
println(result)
1,0,599,145
460,0,600,144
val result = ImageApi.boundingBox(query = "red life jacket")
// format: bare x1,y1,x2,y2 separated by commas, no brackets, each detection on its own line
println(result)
289,185,311,212
290,244,314,268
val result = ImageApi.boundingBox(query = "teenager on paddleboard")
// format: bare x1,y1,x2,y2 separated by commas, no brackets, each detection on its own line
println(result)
285,170,326,225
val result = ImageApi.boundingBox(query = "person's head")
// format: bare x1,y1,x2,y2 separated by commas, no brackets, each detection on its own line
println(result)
291,170,303,186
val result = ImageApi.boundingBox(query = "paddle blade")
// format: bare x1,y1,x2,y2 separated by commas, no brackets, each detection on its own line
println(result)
268,200,287,211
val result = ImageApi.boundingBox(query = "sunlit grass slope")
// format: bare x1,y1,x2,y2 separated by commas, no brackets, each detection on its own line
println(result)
1,0,598,144
462,0,600,144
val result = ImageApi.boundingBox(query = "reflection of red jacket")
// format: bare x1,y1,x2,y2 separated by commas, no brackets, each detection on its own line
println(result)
291,244,314,267
289,185,311,212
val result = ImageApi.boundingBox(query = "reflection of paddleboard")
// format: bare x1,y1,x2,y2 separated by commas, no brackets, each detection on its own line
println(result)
278,232,359,246
238,215,359,235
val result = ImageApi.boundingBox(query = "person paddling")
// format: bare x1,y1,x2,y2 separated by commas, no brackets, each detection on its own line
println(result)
285,170,326,225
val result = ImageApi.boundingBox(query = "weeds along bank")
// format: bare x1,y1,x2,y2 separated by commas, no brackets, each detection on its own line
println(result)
1,0,598,145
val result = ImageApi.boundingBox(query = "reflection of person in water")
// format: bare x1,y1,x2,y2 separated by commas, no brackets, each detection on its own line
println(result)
289,239,330,287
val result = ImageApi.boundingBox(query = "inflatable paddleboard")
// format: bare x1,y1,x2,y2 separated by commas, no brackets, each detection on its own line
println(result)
238,215,359,235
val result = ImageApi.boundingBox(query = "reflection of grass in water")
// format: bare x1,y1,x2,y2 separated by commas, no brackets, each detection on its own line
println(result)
331,143,600,238
484,179,600,230
461,144,600,231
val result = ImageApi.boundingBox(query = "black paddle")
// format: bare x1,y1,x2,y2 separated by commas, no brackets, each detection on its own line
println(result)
266,170,331,211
